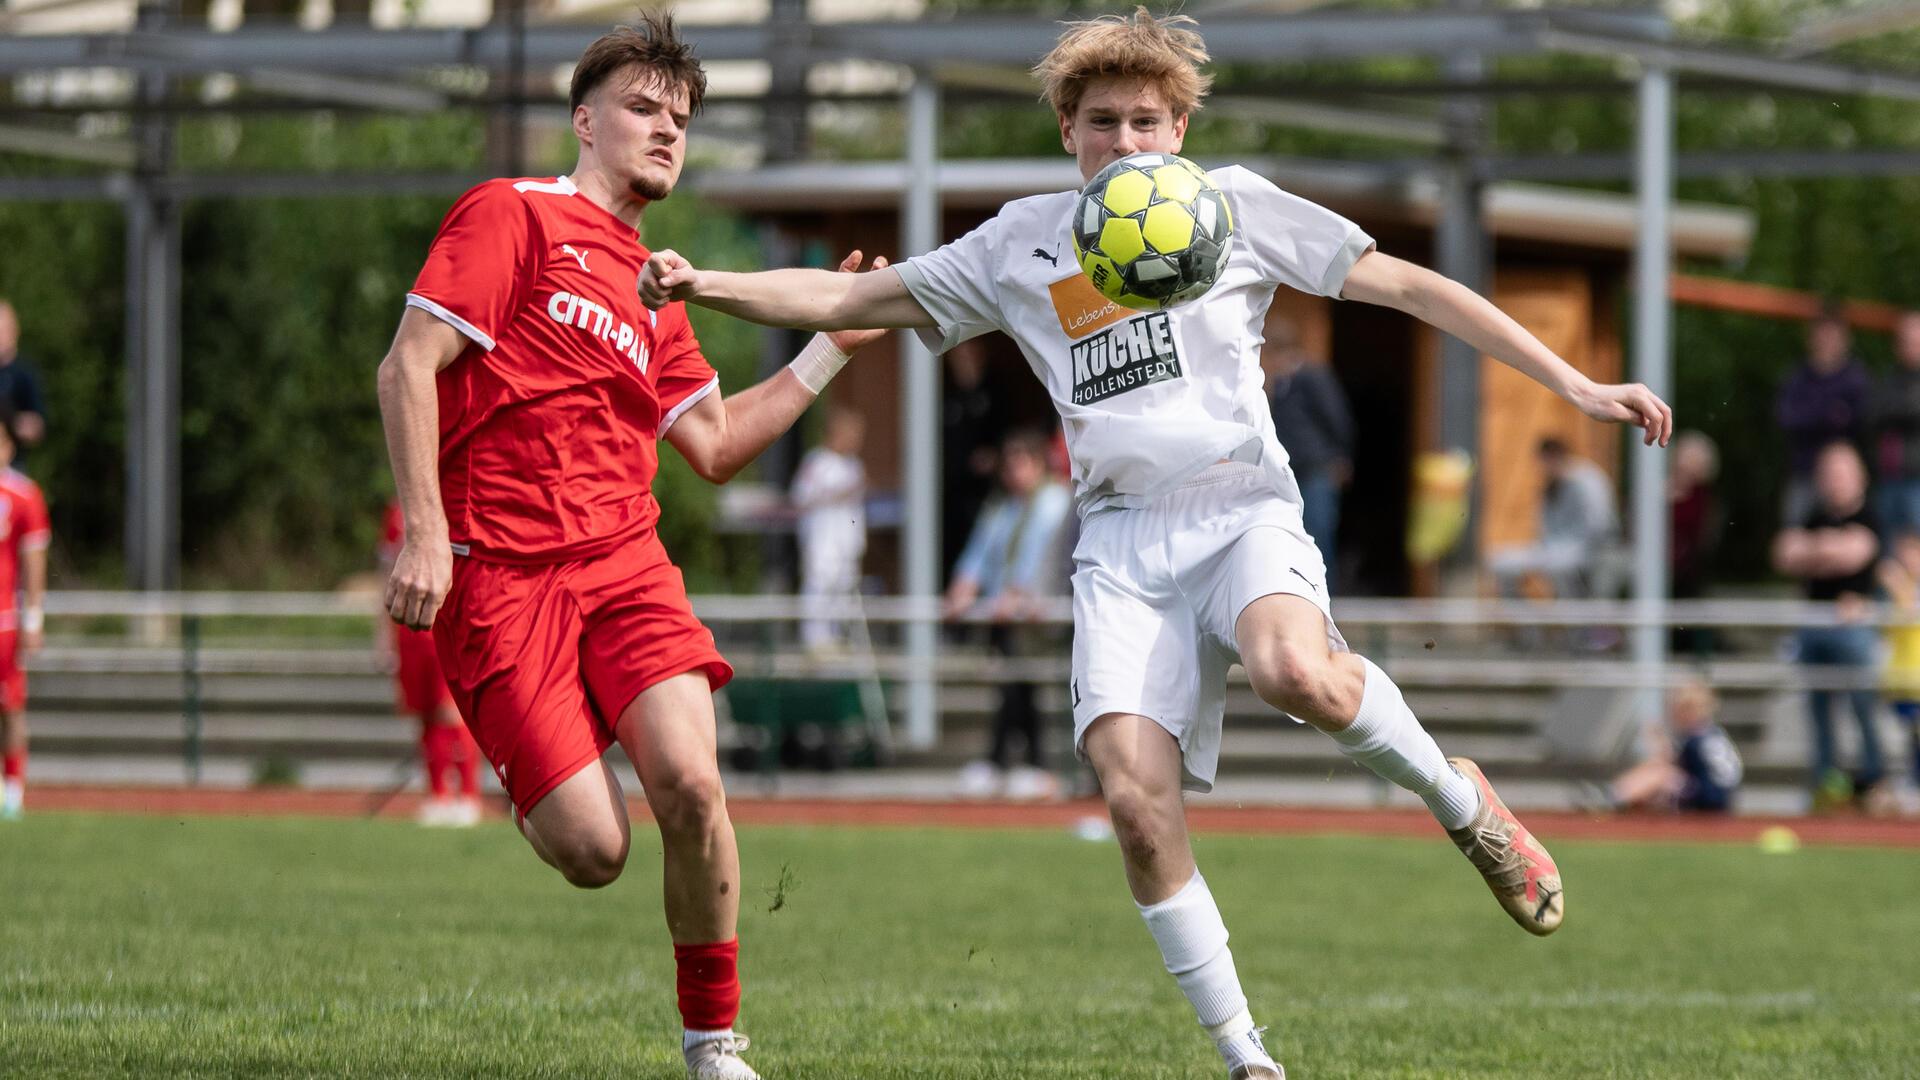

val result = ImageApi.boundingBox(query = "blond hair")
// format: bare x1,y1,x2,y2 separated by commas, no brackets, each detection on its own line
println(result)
1032,7,1212,120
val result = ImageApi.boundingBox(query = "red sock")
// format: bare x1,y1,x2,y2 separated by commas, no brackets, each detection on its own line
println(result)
2,750,22,783
674,939,741,1031
453,726,480,799
421,724,453,798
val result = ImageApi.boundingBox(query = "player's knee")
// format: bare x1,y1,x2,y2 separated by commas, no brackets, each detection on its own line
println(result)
1242,638,1328,717
539,820,628,889
554,834,628,889
1102,777,1176,863
651,767,728,838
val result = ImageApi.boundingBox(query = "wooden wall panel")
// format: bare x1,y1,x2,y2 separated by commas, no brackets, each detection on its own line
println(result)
1261,290,1333,373
1478,268,1617,552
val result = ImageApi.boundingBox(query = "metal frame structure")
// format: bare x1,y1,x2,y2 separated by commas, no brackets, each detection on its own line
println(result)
8,3,1920,744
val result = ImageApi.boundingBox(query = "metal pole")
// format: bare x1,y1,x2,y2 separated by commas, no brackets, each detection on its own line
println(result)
1631,62,1674,718
1435,0,1486,576
125,0,180,594
899,73,940,750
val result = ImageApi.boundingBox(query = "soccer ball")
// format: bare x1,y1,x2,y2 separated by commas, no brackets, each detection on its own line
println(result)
1071,152,1234,311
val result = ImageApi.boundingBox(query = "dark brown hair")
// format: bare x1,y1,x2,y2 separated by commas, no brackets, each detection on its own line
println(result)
570,13,707,116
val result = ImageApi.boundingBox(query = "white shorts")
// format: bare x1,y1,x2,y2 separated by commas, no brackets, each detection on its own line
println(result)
1069,462,1346,793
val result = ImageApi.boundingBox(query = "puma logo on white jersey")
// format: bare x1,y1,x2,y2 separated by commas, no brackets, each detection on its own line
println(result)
562,244,590,272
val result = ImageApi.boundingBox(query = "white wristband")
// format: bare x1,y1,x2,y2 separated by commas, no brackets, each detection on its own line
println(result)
21,607,42,634
786,333,851,395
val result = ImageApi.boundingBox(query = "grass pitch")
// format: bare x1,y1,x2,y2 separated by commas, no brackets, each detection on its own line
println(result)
2,811,1917,1078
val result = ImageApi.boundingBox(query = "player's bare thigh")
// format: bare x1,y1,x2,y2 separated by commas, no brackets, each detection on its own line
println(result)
614,671,729,836
1082,712,1195,904
1234,593,1365,732
520,758,633,888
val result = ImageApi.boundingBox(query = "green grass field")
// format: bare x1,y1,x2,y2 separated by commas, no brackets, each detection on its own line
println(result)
3,813,1917,1078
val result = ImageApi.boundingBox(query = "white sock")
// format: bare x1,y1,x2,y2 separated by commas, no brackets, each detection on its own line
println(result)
683,1028,733,1051
1330,658,1482,831
1210,1011,1278,1072
2,780,20,811
1137,870,1252,1031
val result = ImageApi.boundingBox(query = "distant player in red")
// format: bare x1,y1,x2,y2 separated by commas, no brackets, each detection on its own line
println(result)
379,501,481,827
0,408,48,821
376,17,883,1079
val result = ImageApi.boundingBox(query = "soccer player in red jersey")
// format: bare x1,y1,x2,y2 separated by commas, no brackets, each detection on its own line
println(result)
0,408,48,822
379,501,481,827
376,17,883,1079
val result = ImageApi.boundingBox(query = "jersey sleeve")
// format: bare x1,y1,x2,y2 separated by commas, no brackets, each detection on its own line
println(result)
17,482,48,551
1215,167,1374,299
654,306,720,436
894,215,1008,354
406,181,544,351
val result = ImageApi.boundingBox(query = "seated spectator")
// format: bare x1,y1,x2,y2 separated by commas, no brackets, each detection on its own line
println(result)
1773,440,1886,808
1609,678,1742,813
1488,437,1620,601
1669,431,1722,656
945,430,1073,801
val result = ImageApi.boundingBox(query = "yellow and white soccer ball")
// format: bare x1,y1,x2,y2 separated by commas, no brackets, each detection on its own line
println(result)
1071,152,1235,311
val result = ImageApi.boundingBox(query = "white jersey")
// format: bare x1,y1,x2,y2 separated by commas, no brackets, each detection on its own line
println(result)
896,164,1374,516
790,446,867,563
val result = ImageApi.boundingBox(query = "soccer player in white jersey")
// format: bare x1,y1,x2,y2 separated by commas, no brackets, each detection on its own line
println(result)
642,10,1671,1077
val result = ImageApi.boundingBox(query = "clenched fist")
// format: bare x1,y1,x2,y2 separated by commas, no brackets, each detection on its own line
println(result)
638,249,699,309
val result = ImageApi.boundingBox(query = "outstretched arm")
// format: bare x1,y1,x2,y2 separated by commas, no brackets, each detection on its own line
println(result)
666,253,890,484
641,249,936,332
1342,251,1673,447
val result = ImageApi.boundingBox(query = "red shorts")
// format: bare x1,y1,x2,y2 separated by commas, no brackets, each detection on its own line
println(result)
393,624,454,717
0,631,22,714
432,528,732,814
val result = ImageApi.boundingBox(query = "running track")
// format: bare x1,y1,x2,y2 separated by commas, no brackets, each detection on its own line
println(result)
25,785,1920,849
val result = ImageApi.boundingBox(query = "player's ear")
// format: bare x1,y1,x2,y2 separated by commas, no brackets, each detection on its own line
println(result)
572,102,594,146
1171,111,1189,149
1058,110,1076,154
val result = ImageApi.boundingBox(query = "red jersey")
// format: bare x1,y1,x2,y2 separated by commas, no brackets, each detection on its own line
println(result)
0,469,49,629
406,175,719,564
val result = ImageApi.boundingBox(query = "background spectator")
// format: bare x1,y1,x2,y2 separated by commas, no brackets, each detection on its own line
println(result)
0,300,47,455
1776,306,1868,528
1265,317,1353,578
1608,678,1742,813
1876,530,1920,813
1489,437,1620,601
1669,430,1722,655
945,430,1072,801
1870,311,1920,538
791,408,867,654
1772,440,1886,808
941,339,1007,570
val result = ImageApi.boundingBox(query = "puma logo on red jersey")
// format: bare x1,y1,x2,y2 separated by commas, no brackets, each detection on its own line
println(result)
561,244,591,272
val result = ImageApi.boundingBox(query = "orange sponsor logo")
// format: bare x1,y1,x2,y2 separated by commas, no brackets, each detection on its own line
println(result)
1048,273,1130,341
